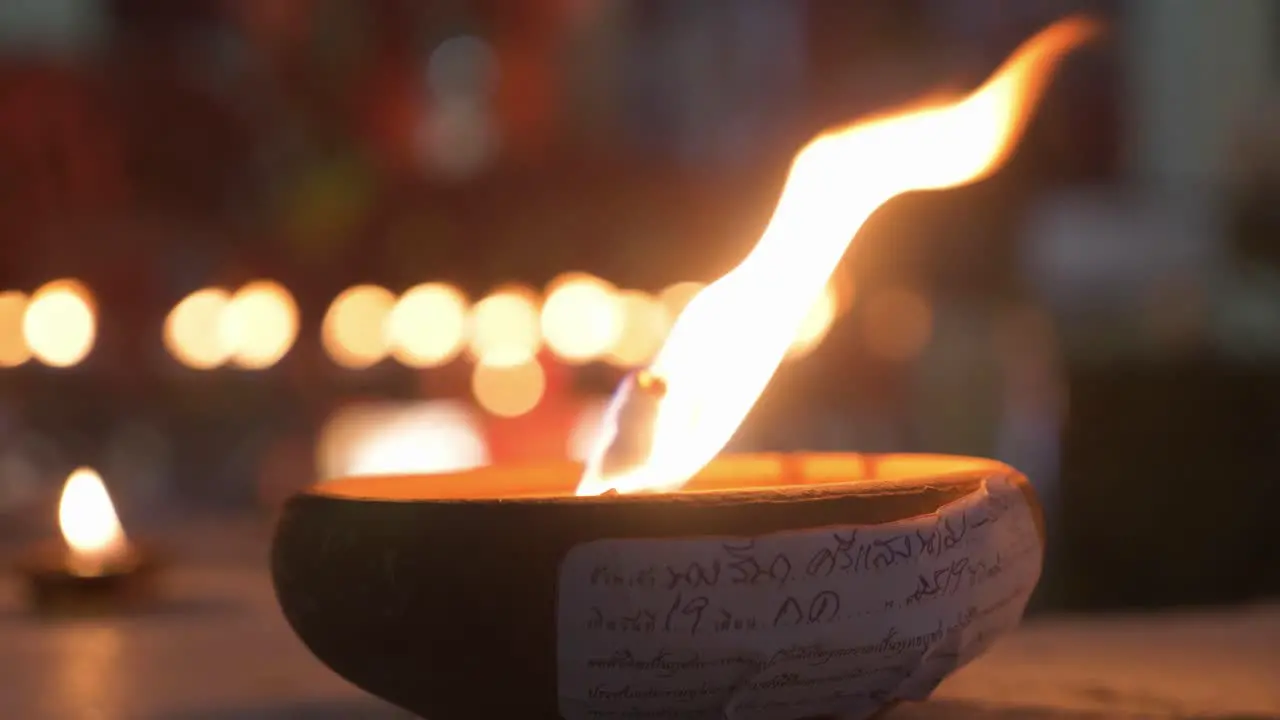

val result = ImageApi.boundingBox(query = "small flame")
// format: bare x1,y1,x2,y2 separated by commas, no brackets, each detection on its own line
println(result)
58,467,128,568
578,17,1100,496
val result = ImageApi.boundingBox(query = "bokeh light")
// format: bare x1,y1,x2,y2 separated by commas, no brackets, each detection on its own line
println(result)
164,288,232,370
789,282,840,359
317,401,489,479
540,273,623,363
422,35,501,178
426,35,499,98
863,287,933,361
219,280,300,370
471,358,546,418
467,286,541,367
23,279,96,368
387,283,469,368
606,290,671,367
322,284,397,369
0,291,31,367
421,98,500,179
658,281,705,320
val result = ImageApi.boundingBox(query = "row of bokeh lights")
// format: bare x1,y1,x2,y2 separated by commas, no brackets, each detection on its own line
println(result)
0,280,98,368
160,273,839,376
0,273,848,418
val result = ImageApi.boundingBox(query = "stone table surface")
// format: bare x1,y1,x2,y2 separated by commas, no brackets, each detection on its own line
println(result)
1,520,1277,720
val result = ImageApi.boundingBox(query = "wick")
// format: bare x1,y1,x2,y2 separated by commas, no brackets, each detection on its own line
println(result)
634,369,668,397
601,489,620,497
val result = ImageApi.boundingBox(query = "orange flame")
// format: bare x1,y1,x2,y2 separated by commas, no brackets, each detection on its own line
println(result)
577,17,1100,496
58,467,129,573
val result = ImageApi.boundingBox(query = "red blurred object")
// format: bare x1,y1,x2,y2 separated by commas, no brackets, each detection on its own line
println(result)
484,0,575,161
229,0,316,57
479,351,586,465
0,63,128,235
360,54,424,178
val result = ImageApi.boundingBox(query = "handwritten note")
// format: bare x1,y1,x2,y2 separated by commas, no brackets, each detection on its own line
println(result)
557,476,1042,720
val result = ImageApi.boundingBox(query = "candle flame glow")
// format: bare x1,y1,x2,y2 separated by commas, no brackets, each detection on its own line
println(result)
58,467,128,569
577,17,1100,496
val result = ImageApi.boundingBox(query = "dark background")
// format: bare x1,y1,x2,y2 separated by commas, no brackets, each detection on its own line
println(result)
0,0,1277,612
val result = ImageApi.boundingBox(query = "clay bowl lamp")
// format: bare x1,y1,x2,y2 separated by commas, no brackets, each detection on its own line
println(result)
271,453,1044,719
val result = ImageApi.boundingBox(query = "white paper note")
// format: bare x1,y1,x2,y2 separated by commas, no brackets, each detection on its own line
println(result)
556,476,1042,720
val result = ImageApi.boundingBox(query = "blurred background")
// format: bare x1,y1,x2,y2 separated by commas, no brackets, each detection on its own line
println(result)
0,0,1276,612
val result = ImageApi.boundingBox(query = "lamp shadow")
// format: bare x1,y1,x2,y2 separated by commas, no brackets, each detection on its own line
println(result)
152,698,414,720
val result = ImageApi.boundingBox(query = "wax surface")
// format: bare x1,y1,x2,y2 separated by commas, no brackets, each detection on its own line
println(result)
310,453,1008,501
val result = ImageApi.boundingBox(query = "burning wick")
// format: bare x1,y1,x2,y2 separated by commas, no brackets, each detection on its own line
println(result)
578,16,1100,497
582,369,669,485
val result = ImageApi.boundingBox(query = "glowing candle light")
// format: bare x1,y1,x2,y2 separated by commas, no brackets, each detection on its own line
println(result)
58,468,129,576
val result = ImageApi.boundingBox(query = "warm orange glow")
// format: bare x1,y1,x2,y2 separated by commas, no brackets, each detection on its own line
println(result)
58,467,128,573
606,290,671,367
165,288,233,369
323,285,397,369
789,281,840,359
540,273,623,363
317,401,489,478
24,279,97,368
0,291,31,367
864,287,933,362
220,281,300,370
471,358,546,417
316,452,1007,501
387,283,469,367
467,287,542,367
657,281,704,320
577,17,1098,495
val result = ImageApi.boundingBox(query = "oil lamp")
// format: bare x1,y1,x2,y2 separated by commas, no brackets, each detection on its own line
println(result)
272,17,1098,720
19,467,160,615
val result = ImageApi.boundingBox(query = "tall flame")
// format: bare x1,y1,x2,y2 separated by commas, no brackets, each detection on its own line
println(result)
578,17,1099,496
58,467,128,570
